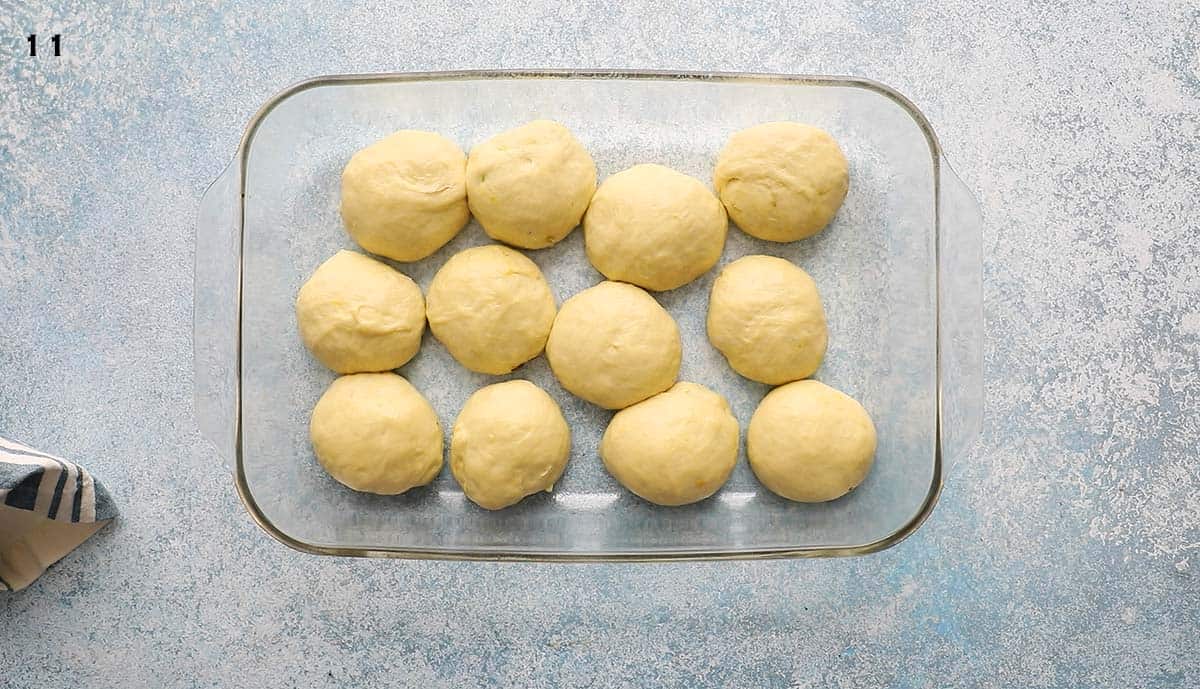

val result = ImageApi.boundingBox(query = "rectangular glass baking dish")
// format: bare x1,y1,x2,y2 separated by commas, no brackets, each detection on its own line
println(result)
194,70,982,561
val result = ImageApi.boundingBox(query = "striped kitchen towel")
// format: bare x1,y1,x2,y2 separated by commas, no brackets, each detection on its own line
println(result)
0,436,117,591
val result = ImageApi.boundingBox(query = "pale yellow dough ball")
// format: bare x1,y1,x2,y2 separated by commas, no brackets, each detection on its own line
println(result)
713,122,849,242
309,373,443,495
545,281,681,409
584,164,728,291
747,380,876,502
340,129,468,261
425,245,556,375
601,382,739,506
295,250,426,374
466,120,597,249
707,255,827,385
450,380,571,510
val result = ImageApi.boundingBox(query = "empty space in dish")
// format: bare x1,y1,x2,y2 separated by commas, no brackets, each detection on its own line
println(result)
232,74,940,557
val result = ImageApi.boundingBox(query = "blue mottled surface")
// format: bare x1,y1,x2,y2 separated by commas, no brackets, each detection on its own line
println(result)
1,2,1197,687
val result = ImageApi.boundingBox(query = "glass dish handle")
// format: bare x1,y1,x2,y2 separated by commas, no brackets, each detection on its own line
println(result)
193,160,240,470
938,157,984,471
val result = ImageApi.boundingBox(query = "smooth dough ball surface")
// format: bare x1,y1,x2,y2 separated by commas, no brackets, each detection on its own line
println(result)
584,164,727,291
296,250,426,374
713,122,849,242
747,380,876,502
425,245,556,375
707,255,827,385
340,129,468,261
601,382,739,506
466,120,597,249
309,373,443,495
545,281,681,409
450,380,571,510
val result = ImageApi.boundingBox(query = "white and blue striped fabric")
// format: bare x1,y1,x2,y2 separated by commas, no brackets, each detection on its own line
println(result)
0,436,117,591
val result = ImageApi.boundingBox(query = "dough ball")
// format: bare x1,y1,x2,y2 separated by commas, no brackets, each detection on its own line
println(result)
707,255,827,385
466,120,597,249
296,250,425,373
747,380,876,502
425,245,556,375
545,281,681,409
309,373,443,495
450,380,571,510
600,382,739,506
584,164,728,291
713,122,849,242
340,129,468,261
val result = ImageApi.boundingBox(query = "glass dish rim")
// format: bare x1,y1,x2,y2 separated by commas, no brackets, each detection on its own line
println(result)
230,69,947,562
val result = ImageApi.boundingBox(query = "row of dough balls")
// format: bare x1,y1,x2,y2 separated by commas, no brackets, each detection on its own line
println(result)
340,119,850,291
295,249,831,410
311,372,873,509
299,248,875,508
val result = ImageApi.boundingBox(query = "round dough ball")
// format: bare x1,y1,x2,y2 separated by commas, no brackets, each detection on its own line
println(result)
450,380,571,510
466,120,597,249
584,164,728,291
296,250,426,373
713,122,849,242
425,245,556,375
747,380,876,502
545,281,681,409
601,382,739,506
707,255,827,385
309,373,443,495
340,129,468,262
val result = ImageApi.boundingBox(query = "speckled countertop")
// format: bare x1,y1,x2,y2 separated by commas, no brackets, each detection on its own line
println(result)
1,2,1197,687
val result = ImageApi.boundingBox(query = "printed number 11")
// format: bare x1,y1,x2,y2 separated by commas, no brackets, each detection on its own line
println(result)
27,34,62,57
